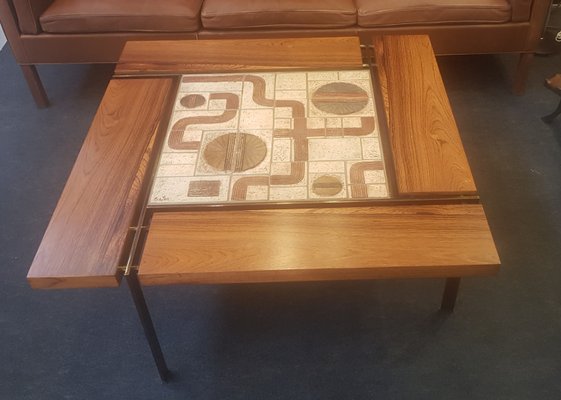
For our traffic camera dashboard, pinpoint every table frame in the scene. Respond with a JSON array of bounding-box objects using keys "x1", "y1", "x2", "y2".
[{"x1": 27, "y1": 35, "x2": 499, "y2": 381}]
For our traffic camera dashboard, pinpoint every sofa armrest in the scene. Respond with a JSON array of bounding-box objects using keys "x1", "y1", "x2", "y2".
[
  {"x1": 510, "y1": 0, "x2": 537, "y2": 22},
  {"x1": 11, "y1": 0, "x2": 53, "y2": 34}
]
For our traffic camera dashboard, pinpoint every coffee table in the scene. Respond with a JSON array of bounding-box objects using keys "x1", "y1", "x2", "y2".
[{"x1": 27, "y1": 36, "x2": 500, "y2": 381}]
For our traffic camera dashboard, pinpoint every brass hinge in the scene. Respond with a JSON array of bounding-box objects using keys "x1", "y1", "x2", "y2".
[{"x1": 118, "y1": 265, "x2": 139, "y2": 276}]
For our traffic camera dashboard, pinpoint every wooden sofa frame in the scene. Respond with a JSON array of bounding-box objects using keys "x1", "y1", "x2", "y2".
[{"x1": 0, "y1": 0, "x2": 552, "y2": 107}]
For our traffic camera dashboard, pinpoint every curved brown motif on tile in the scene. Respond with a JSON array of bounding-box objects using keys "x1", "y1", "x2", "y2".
[
  {"x1": 231, "y1": 176, "x2": 269, "y2": 201},
  {"x1": 232, "y1": 163, "x2": 305, "y2": 201},
  {"x1": 182, "y1": 74, "x2": 309, "y2": 181},
  {"x1": 275, "y1": 117, "x2": 375, "y2": 162},
  {"x1": 180, "y1": 74, "x2": 375, "y2": 158},
  {"x1": 181, "y1": 74, "x2": 306, "y2": 117},
  {"x1": 270, "y1": 162, "x2": 305, "y2": 185},
  {"x1": 173, "y1": 74, "x2": 384, "y2": 203},
  {"x1": 245, "y1": 75, "x2": 306, "y2": 118},
  {"x1": 168, "y1": 93, "x2": 239, "y2": 150},
  {"x1": 180, "y1": 74, "x2": 309, "y2": 194},
  {"x1": 275, "y1": 117, "x2": 375, "y2": 139},
  {"x1": 341, "y1": 117, "x2": 376, "y2": 137},
  {"x1": 349, "y1": 161, "x2": 384, "y2": 198}
]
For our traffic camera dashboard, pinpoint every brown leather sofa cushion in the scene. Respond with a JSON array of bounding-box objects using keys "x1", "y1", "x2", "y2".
[
  {"x1": 356, "y1": 0, "x2": 512, "y2": 27},
  {"x1": 40, "y1": 0, "x2": 203, "y2": 33},
  {"x1": 12, "y1": 0, "x2": 53, "y2": 34},
  {"x1": 201, "y1": 0, "x2": 357, "y2": 30}
]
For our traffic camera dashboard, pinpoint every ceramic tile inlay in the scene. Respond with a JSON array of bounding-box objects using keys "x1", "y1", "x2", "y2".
[{"x1": 149, "y1": 70, "x2": 389, "y2": 206}]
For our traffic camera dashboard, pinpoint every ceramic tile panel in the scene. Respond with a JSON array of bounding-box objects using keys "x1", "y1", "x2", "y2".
[
  {"x1": 239, "y1": 109, "x2": 274, "y2": 130},
  {"x1": 149, "y1": 70, "x2": 390, "y2": 206},
  {"x1": 269, "y1": 186, "x2": 309, "y2": 201},
  {"x1": 308, "y1": 71, "x2": 339, "y2": 81},
  {"x1": 157, "y1": 164, "x2": 197, "y2": 177},
  {"x1": 338, "y1": 70, "x2": 372, "y2": 80},
  {"x1": 275, "y1": 90, "x2": 308, "y2": 100},
  {"x1": 308, "y1": 161, "x2": 346, "y2": 174},
  {"x1": 276, "y1": 72, "x2": 307, "y2": 91},
  {"x1": 308, "y1": 137, "x2": 362, "y2": 161},
  {"x1": 180, "y1": 79, "x2": 243, "y2": 93},
  {"x1": 361, "y1": 137, "x2": 382, "y2": 159},
  {"x1": 272, "y1": 139, "x2": 292, "y2": 162}
]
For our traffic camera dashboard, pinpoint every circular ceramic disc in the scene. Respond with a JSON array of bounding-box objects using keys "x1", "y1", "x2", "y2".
[
  {"x1": 180, "y1": 94, "x2": 206, "y2": 108},
  {"x1": 204, "y1": 133, "x2": 267, "y2": 172},
  {"x1": 311, "y1": 82, "x2": 369, "y2": 115},
  {"x1": 312, "y1": 175, "x2": 343, "y2": 197}
]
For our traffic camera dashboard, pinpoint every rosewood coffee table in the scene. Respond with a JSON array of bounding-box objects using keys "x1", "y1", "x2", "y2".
[{"x1": 27, "y1": 36, "x2": 500, "y2": 381}]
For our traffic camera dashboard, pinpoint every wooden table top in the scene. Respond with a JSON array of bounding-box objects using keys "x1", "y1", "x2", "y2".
[
  {"x1": 139, "y1": 204, "x2": 499, "y2": 285},
  {"x1": 28, "y1": 35, "x2": 499, "y2": 289},
  {"x1": 27, "y1": 78, "x2": 174, "y2": 289},
  {"x1": 115, "y1": 37, "x2": 364, "y2": 76}
]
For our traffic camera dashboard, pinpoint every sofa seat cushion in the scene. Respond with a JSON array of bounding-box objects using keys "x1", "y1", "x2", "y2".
[
  {"x1": 356, "y1": 0, "x2": 511, "y2": 27},
  {"x1": 40, "y1": 0, "x2": 203, "y2": 33},
  {"x1": 201, "y1": 0, "x2": 357, "y2": 30}
]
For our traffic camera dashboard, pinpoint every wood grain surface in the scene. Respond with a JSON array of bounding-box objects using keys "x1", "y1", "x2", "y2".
[
  {"x1": 115, "y1": 37, "x2": 363, "y2": 75},
  {"x1": 27, "y1": 78, "x2": 174, "y2": 289},
  {"x1": 373, "y1": 35, "x2": 477, "y2": 196},
  {"x1": 139, "y1": 204, "x2": 499, "y2": 286}
]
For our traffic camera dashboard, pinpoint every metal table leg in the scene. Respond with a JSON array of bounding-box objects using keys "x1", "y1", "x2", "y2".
[
  {"x1": 542, "y1": 99, "x2": 561, "y2": 123},
  {"x1": 441, "y1": 278, "x2": 461, "y2": 313},
  {"x1": 126, "y1": 270, "x2": 170, "y2": 382}
]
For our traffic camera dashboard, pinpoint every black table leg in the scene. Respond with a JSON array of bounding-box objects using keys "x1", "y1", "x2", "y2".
[
  {"x1": 542, "y1": 99, "x2": 561, "y2": 123},
  {"x1": 440, "y1": 278, "x2": 461, "y2": 313},
  {"x1": 126, "y1": 270, "x2": 170, "y2": 382}
]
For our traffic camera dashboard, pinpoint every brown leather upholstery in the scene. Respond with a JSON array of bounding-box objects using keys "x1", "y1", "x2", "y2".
[
  {"x1": 0, "y1": 0, "x2": 553, "y2": 105},
  {"x1": 356, "y1": 0, "x2": 511, "y2": 27},
  {"x1": 12, "y1": 0, "x2": 53, "y2": 34},
  {"x1": 40, "y1": 0, "x2": 203, "y2": 33},
  {"x1": 201, "y1": 0, "x2": 357, "y2": 30},
  {"x1": 510, "y1": 0, "x2": 533, "y2": 22}
]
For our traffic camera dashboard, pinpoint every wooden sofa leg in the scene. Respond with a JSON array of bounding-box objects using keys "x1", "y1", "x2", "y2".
[
  {"x1": 512, "y1": 53, "x2": 534, "y2": 95},
  {"x1": 20, "y1": 65, "x2": 50, "y2": 108}
]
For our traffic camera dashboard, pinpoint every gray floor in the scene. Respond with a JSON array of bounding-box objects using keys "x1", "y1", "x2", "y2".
[{"x1": 1, "y1": 43, "x2": 560, "y2": 399}]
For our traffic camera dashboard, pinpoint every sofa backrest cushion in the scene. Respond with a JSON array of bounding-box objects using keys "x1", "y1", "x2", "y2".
[
  {"x1": 12, "y1": 0, "x2": 53, "y2": 34},
  {"x1": 356, "y1": 0, "x2": 512, "y2": 27},
  {"x1": 201, "y1": 0, "x2": 357, "y2": 30},
  {"x1": 39, "y1": 0, "x2": 203, "y2": 33}
]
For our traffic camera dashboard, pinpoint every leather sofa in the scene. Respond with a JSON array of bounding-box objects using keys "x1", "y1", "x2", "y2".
[{"x1": 0, "y1": 0, "x2": 551, "y2": 107}]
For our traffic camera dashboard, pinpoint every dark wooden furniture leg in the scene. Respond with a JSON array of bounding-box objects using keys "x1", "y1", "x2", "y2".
[
  {"x1": 542, "y1": 73, "x2": 561, "y2": 123},
  {"x1": 512, "y1": 53, "x2": 534, "y2": 95},
  {"x1": 20, "y1": 65, "x2": 49, "y2": 108},
  {"x1": 441, "y1": 278, "x2": 461, "y2": 312},
  {"x1": 126, "y1": 270, "x2": 170, "y2": 382},
  {"x1": 542, "y1": 99, "x2": 561, "y2": 123}
]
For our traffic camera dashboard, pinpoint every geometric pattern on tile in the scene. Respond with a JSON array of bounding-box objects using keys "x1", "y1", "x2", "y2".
[{"x1": 148, "y1": 70, "x2": 389, "y2": 206}]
